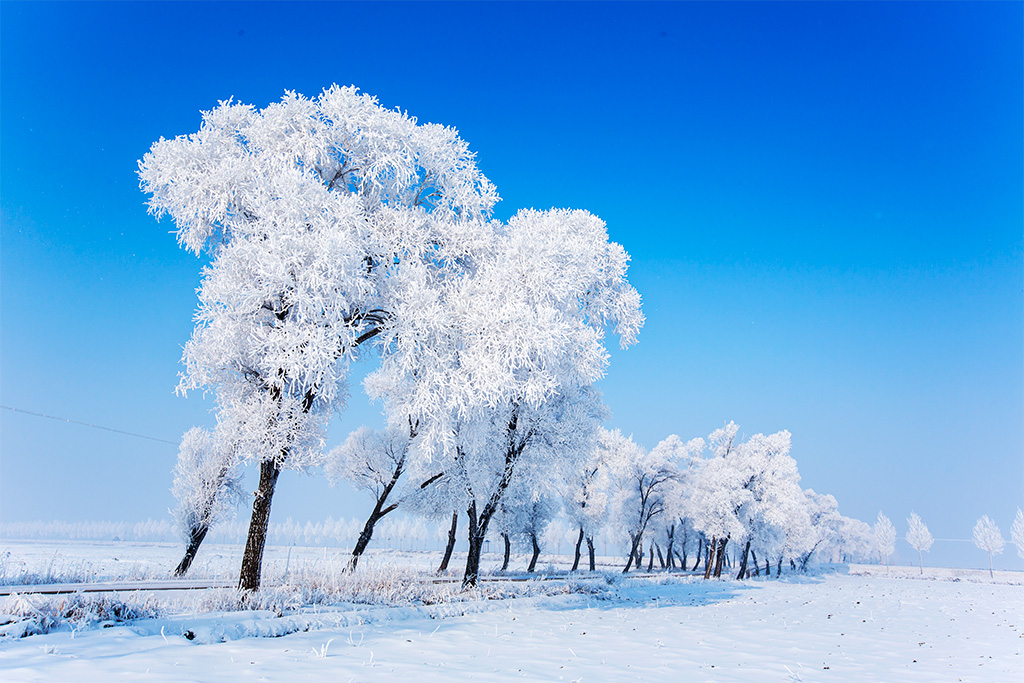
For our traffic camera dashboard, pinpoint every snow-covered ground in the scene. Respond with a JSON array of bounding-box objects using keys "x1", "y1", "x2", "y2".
[{"x1": 1, "y1": 540, "x2": 1022, "y2": 681}]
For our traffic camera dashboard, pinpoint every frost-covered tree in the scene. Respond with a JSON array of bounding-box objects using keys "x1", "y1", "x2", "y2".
[
  {"x1": 563, "y1": 434, "x2": 617, "y2": 571},
  {"x1": 972, "y1": 515, "x2": 1005, "y2": 577},
  {"x1": 140, "y1": 86, "x2": 500, "y2": 591},
  {"x1": 604, "y1": 430, "x2": 682, "y2": 573},
  {"x1": 325, "y1": 424, "x2": 444, "y2": 569},
  {"x1": 874, "y1": 512, "x2": 896, "y2": 569},
  {"x1": 366, "y1": 206, "x2": 641, "y2": 587},
  {"x1": 170, "y1": 426, "x2": 243, "y2": 576},
  {"x1": 1011, "y1": 508, "x2": 1024, "y2": 561},
  {"x1": 904, "y1": 512, "x2": 933, "y2": 575}
]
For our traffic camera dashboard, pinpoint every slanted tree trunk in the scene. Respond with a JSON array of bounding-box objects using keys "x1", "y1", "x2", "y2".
[
  {"x1": 571, "y1": 526, "x2": 585, "y2": 571},
  {"x1": 462, "y1": 413, "x2": 527, "y2": 587},
  {"x1": 751, "y1": 549, "x2": 760, "y2": 576},
  {"x1": 437, "y1": 511, "x2": 459, "y2": 573},
  {"x1": 713, "y1": 537, "x2": 728, "y2": 577},
  {"x1": 586, "y1": 536, "x2": 596, "y2": 571},
  {"x1": 527, "y1": 532, "x2": 541, "y2": 572},
  {"x1": 693, "y1": 537, "x2": 704, "y2": 571},
  {"x1": 656, "y1": 543, "x2": 666, "y2": 569},
  {"x1": 238, "y1": 458, "x2": 281, "y2": 592},
  {"x1": 623, "y1": 532, "x2": 643, "y2": 573},
  {"x1": 737, "y1": 539, "x2": 751, "y2": 580},
  {"x1": 703, "y1": 536, "x2": 716, "y2": 579},
  {"x1": 647, "y1": 543, "x2": 655, "y2": 572},
  {"x1": 348, "y1": 460, "x2": 406, "y2": 571},
  {"x1": 501, "y1": 533, "x2": 512, "y2": 571},
  {"x1": 174, "y1": 524, "x2": 210, "y2": 576}
]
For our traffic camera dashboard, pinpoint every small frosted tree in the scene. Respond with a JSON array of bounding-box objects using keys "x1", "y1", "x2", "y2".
[
  {"x1": 972, "y1": 515, "x2": 1005, "y2": 578},
  {"x1": 874, "y1": 512, "x2": 896, "y2": 570},
  {"x1": 170, "y1": 426, "x2": 243, "y2": 576},
  {"x1": 1011, "y1": 508, "x2": 1024, "y2": 561},
  {"x1": 905, "y1": 512, "x2": 934, "y2": 575}
]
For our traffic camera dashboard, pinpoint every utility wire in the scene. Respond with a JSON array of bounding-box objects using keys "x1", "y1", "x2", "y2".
[{"x1": 1, "y1": 405, "x2": 178, "y2": 445}]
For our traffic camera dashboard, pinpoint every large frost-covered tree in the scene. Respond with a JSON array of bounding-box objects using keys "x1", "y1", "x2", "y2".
[
  {"x1": 140, "y1": 86, "x2": 499, "y2": 591},
  {"x1": 972, "y1": 515, "x2": 1004, "y2": 577},
  {"x1": 904, "y1": 512, "x2": 933, "y2": 575}
]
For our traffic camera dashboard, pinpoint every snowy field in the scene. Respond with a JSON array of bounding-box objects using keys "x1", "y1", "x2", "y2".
[{"x1": 1, "y1": 541, "x2": 1022, "y2": 682}]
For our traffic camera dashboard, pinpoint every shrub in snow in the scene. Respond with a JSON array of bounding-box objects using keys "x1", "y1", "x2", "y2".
[
  {"x1": 972, "y1": 515, "x2": 1004, "y2": 577},
  {"x1": 905, "y1": 512, "x2": 934, "y2": 575},
  {"x1": 0, "y1": 593, "x2": 161, "y2": 639}
]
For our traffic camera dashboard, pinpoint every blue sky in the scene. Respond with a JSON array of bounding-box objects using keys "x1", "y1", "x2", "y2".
[{"x1": 2, "y1": 1, "x2": 1021, "y2": 568}]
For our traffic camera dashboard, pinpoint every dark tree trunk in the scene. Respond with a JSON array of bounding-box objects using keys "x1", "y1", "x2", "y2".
[
  {"x1": 647, "y1": 543, "x2": 655, "y2": 572},
  {"x1": 656, "y1": 543, "x2": 666, "y2": 569},
  {"x1": 348, "y1": 458, "x2": 405, "y2": 571},
  {"x1": 174, "y1": 523, "x2": 210, "y2": 576},
  {"x1": 586, "y1": 536, "x2": 596, "y2": 571},
  {"x1": 464, "y1": 502, "x2": 485, "y2": 586},
  {"x1": 571, "y1": 526, "x2": 584, "y2": 571},
  {"x1": 778, "y1": 558, "x2": 784, "y2": 577},
  {"x1": 736, "y1": 539, "x2": 751, "y2": 580},
  {"x1": 501, "y1": 533, "x2": 511, "y2": 571},
  {"x1": 751, "y1": 549, "x2": 760, "y2": 576},
  {"x1": 693, "y1": 537, "x2": 704, "y2": 571},
  {"x1": 462, "y1": 413, "x2": 526, "y2": 587},
  {"x1": 238, "y1": 459, "x2": 282, "y2": 592},
  {"x1": 527, "y1": 532, "x2": 541, "y2": 572},
  {"x1": 713, "y1": 537, "x2": 728, "y2": 578},
  {"x1": 703, "y1": 537, "x2": 716, "y2": 579},
  {"x1": 766, "y1": 559, "x2": 771, "y2": 577},
  {"x1": 623, "y1": 532, "x2": 643, "y2": 573},
  {"x1": 664, "y1": 526, "x2": 676, "y2": 570},
  {"x1": 437, "y1": 511, "x2": 459, "y2": 573}
]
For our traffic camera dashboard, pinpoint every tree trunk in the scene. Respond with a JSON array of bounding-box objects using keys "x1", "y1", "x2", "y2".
[
  {"x1": 693, "y1": 537, "x2": 704, "y2": 571},
  {"x1": 437, "y1": 511, "x2": 459, "y2": 573},
  {"x1": 751, "y1": 549, "x2": 759, "y2": 576},
  {"x1": 527, "y1": 532, "x2": 541, "y2": 572},
  {"x1": 703, "y1": 536, "x2": 716, "y2": 579},
  {"x1": 463, "y1": 503, "x2": 485, "y2": 587},
  {"x1": 713, "y1": 537, "x2": 728, "y2": 578},
  {"x1": 647, "y1": 543, "x2": 655, "y2": 572},
  {"x1": 656, "y1": 543, "x2": 666, "y2": 569},
  {"x1": 571, "y1": 526, "x2": 584, "y2": 571},
  {"x1": 586, "y1": 536, "x2": 596, "y2": 571},
  {"x1": 501, "y1": 533, "x2": 511, "y2": 571},
  {"x1": 736, "y1": 539, "x2": 751, "y2": 580},
  {"x1": 238, "y1": 459, "x2": 282, "y2": 592},
  {"x1": 623, "y1": 532, "x2": 643, "y2": 573},
  {"x1": 173, "y1": 523, "x2": 210, "y2": 576},
  {"x1": 778, "y1": 557, "x2": 784, "y2": 577},
  {"x1": 917, "y1": 549, "x2": 923, "y2": 575}
]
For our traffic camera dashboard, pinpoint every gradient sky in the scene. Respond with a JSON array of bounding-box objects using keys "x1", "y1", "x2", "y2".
[{"x1": 2, "y1": 1, "x2": 1021, "y2": 569}]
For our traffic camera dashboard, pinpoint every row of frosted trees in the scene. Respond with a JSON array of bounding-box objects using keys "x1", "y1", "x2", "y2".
[
  {"x1": 873, "y1": 510, "x2": 1024, "y2": 578},
  {"x1": 142, "y1": 86, "x2": 643, "y2": 590}
]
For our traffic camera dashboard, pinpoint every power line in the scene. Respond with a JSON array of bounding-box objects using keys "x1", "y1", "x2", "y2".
[{"x1": 1, "y1": 405, "x2": 178, "y2": 446}]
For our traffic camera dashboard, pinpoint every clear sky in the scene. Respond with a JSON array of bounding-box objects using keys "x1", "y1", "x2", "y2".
[{"x1": 2, "y1": 1, "x2": 1021, "y2": 569}]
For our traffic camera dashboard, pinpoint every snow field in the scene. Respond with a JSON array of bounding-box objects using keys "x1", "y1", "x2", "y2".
[{"x1": 2, "y1": 566, "x2": 1021, "y2": 681}]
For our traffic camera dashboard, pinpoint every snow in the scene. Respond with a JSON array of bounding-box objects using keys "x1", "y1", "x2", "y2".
[{"x1": 2, "y1": 542, "x2": 1022, "y2": 681}]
